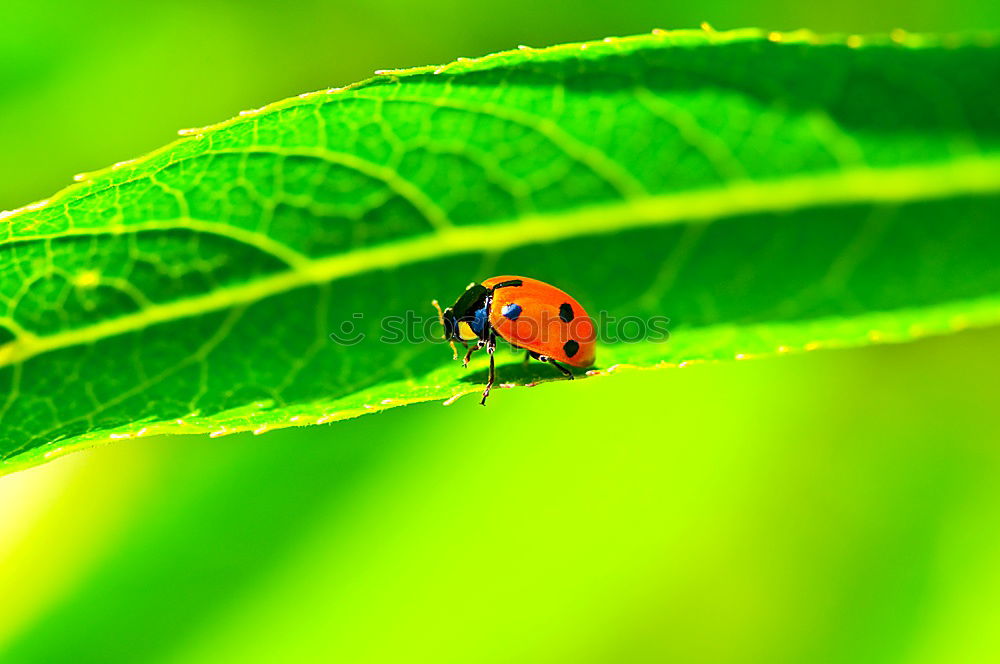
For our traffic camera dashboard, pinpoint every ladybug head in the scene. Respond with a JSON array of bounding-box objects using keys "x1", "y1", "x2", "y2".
[
  {"x1": 440, "y1": 305, "x2": 458, "y2": 341},
  {"x1": 433, "y1": 283, "x2": 489, "y2": 356},
  {"x1": 446, "y1": 283, "x2": 488, "y2": 333}
]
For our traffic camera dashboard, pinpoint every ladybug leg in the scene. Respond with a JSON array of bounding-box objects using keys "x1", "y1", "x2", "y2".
[
  {"x1": 463, "y1": 340, "x2": 483, "y2": 367},
  {"x1": 480, "y1": 332, "x2": 497, "y2": 405},
  {"x1": 508, "y1": 344, "x2": 531, "y2": 363},
  {"x1": 539, "y1": 355, "x2": 574, "y2": 380}
]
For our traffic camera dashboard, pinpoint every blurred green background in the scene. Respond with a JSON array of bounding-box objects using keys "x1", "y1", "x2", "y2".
[{"x1": 3, "y1": 1, "x2": 1000, "y2": 662}]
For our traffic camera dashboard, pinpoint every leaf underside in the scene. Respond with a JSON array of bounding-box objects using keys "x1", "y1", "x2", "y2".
[{"x1": 2, "y1": 28, "x2": 999, "y2": 474}]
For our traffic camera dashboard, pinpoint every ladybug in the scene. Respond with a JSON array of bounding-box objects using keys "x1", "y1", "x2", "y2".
[{"x1": 433, "y1": 276, "x2": 597, "y2": 405}]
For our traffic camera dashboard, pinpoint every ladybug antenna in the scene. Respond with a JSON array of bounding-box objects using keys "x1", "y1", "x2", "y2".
[{"x1": 431, "y1": 299, "x2": 458, "y2": 360}]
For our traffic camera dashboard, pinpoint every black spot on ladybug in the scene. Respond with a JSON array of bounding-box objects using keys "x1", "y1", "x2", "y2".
[
  {"x1": 501, "y1": 303, "x2": 522, "y2": 320},
  {"x1": 559, "y1": 303, "x2": 574, "y2": 323},
  {"x1": 563, "y1": 339, "x2": 580, "y2": 358}
]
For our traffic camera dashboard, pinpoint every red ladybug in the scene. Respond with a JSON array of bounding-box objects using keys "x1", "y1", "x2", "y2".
[{"x1": 434, "y1": 276, "x2": 597, "y2": 404}]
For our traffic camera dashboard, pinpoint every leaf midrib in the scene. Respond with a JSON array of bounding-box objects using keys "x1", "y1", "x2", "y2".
[{"x1": 2, "y1": 154, "x2": 999, "y2": 368}]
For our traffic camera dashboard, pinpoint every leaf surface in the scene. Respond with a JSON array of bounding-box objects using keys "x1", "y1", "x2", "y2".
[{"x1": 2, "y1": 29, "x2": 1000, "y2": 474}]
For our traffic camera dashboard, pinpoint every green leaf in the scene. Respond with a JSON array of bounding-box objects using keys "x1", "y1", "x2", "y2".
[{"x1": 2, "y1": 28, "x2": 1000, "y2": 474}]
